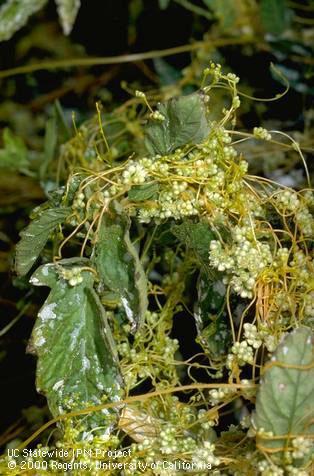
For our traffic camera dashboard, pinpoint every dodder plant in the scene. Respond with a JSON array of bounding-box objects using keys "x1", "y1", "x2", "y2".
[{"x1": 10, "y1": 64, "x2": 314, "y2": 475}]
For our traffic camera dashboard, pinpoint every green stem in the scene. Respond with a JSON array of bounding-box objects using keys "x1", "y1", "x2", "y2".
[{"x1": 0, "y1": 37, "x2": 254, "y2": 79}]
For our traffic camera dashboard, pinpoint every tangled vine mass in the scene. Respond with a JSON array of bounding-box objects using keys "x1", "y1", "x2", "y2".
[{"x1": 2, "y1": 63, "x2": 313, "y2": 475}]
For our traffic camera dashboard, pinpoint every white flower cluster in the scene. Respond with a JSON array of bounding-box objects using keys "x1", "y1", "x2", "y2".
[
  {"x1": 244, "y1": 323, "x2": 278, "y2": 353},
  {"x1": 257, "y1": 460, "x2": 284, "y2": 476},
  {"x1": 275, "y1": 190, "x2": 300, "y2": 211},
  {"x1": 253, "y1": 127, "x2": 272, "y2": 141},
  {"x1": 290, "y1": 248, "x2": 312, "y2": 285},
  {"x1": 192, "y1": 441, "x2": 220, "y2": 467},
  {"x1": 135, "y1": 90, "x2": 146, "y2": 98},
  {"x1": 136, "y1": 424, "x2": 197, "y2": 457},
  {"x1": 274, "y1": 247, "x2": 289, "y2": 266},
  {"x1": 262, "y1": 334, "x2": 277, "y2": 352},
  {"x1": 258, "y1": 460, "x2": 310, "y2": 476},
  {"x1": 240, "y1": 378, "x2": 256, "y2": 399},
  {"x1": 122, "y1": 161, "x2": 148, "y2": 185},
  {"x1": 98, "y1": 126, "x2": 250, "y2": 225},
  {"x1": 286, "y1": 468, "x2": 309, "y2": 476},
  {"x1": 296, "y1": 207, "x2": 314, "y2": 237},
  {"x1": 209, "y1": 226, "x2": 272, "y2": 298},
  {"x1": 151, "y1": 398, "x2": 196, "y2": 431},
  {"x1": 73, "y1": 191, "x2": 85, "y2": 210},
  {"x1": 274, "y1": 190, "x2": 314, "y2": 237},
  {"x1": 291, "y1": 436, "x2": 312, "y2": 460},
  {"x1": 243, "y1": 323, "x2": 262, "y2": 348},
  {"x1": 150, "y1": 110, "x2": 165, "y2": 121},
  {"x1": 143, "y1": 191, "x2": 199, "y2": 221},
  {"x1": 197, "y1": 409, "x2": 216, "y2": 429},
  {"x1": 117, "y1": 311, "x2": 179, "y2": 388},
  {"x1": 304, "y1": 291, "x2": 314, "y2": 320},
  {"x1": 204, "y1": 62, "x2": 222, "y2": 82},
  {"x1": 60, "y1": 267, "x2": 83, "y2": 286},
  {"x1": 226, "y1": 325, "x2": 277, "y2": 369},
  {"x1": 226, "y1": 72, "x2": 240, "y2": 83},
  {"x1": 303, "y1": 190, "x2": 314, "y2": 207},
  {"x1": 159, "y1": 426, "x2": 180, "y2": 455},
  {"x1": 271, "y1": 247, "x2": 314, "y2": 326},
  {"x1": 227, "y1": 341, "x2": 254, "y2": 368},
  {"x1": 257, "y1": 428, "x2": 274, "y2": 438},
  {"x1": 232, "y1": 95, "x2": 241, "y2": 109},
  {"x1": 208, "y1": 387, "x2": 235, "y2": 406}
]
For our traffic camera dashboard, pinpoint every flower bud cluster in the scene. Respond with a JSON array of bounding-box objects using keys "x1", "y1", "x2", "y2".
[
  {"x1": 303, "y1": 291, "x2": 314, "y2": 320},
  {"x1": 275, "y1": 190, "x2": 300, "y2": 211},
  {"x1": 253, "y1": 127, "x2": 272, "y2": 141},
  {"x1": 117, "y1": 311, "x2": 179, "y2": 389},
  {"x1": 243, "y1": 323, "x2": 262, "y2": 349},
  {"x1": 286, "y1": 467, "x2": 309, "y2": 476},
  {"x1": 291, "y1": 436, "x2": 312, "y2": 460},
  {"x1": 240, "y1": 379, "x2": 256, "y2": 399},
  {"x1": 274, "y1": 190, "x2": 314, "y2": 237},
  {"x1": 243, "y1": 323, "x2": 278, "y2": 353},
  {"x1": 122, "y1": 161, "x2": 148, "y2": 185},
  {"x1": 296, "y1": 207, "x2": 314, "y2": 237},
  {"x1": 209, "y1": 226, "x2": 272, "y2": 298},
  {"x1": 60, "y1": 267, "x2": 83, "y2": 286},
  {"x1": 303, "y1": 190, "x2": 314, "y2": 207},
  {"x1": 273, "y1": 247, "x2": 290, "y2": 267},
  {"x1": 135, "y1": 423, "x2": 198, "y2": 459},
  {"x1": 262, "y1": 334, "x2": 277, "y2": 352},
  {"x1": 73, "y1": 191, "x2": 85, "y2": 210},
  {"x1": 208, "y1": 387, "x2": 236, "y2": 405},
  {"x1": 257, "y1": 460, "x2": 284, "y2": 476},
  {"x1": 159, "y1": 426, "x2": 180, "y2": 455},
  {"x1": 206, "y1": 62, "x2": 222, "y2": 82},
  {"x1": 95, "y1": 125, "x2": 250, "y2": 225},
  {"x1": 229, "y1": 341, "x2": 254, "y2": 367},
  {"x1": 150, "y1": 110, "x2": 165, "y2": 121},
  {"x1": 232, "y1": 95, "x2": 241, "y2": 109},
  {"x1": 290, "y1": 248, "x2": 312, "y2": 284},
  {"x1": 197, "y1": 408, "x2": 216, "y2": 429},
  {"x1": 226, "y1": 72, "x2": 240, "y2": 83},
  {"x1": 192, "y1": 441, "x2": 220, "y2": 467}
]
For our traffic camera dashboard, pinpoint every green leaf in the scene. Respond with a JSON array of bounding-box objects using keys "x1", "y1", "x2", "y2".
[
  {"x1": 194, "y1": 276, "x2": 225, "y2": 329},
  {"x1": 159, "y1": 0, "x2": 170, "y2": 9},
  {"x1": 0, "y1": 128, "x2": 29, "y2": 171},
  {"x1": 28, "y1": 262, "x2": 122, "y2": 431},
  {"x1": 15, "y1": 207, "x2": 69, "y2": 276},
  {"x1": 94, "y1": 212, "x2": 148, "y2": 331},
  {"x1": 194, "y1": 275, "x2": 229, "y2": 357},
  {"x1": 260, "y1": 0, "x2": 290, "y2": 36},
  {"x1": 172, "y1": 219, "x2": 214, "y2": 267},
  {"x1": 202, "y1": 0, "x2": 236, "y2": 30},
  {"x1": 254, "y1": 327, "x2": 314, "y2": 463},
  {"x1": 153, "y1": 58, "x2": 181, "y2": 86},
  {"x1": 55, "y1": 0, "x2": 81, "y2": 35},
  {"x1": 128, "y1": 182, "x2": 159, "y2": 202},
  {"x1": 172, "y1": 221, "x2": 217, "y2": 347},
  {"x1": 144, "y1": 92, "x2": 210, "y2": 156},
  {"x1": 0, "y1": 0, "x2": 47, "y2": 41}
]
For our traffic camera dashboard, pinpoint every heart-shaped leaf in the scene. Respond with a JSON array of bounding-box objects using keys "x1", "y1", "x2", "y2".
[
  {"x1": 254, "y1": 327, "x2": 314, "y2": 464},
  {"x1": 55, "y1": 0, "x2": 81, "y2": 35},
  {"x1": 94, "y1": 212, "x2": 148, "y2": 331},
  {"x1": 144, "y1": 92, "x2": 210, "y2": 156},
  {"x1": 29, "y1": 261, "x2": 123, "y2": 432},
  {"x1": 0, "y1": 0, "x2": 47, "y2": 42},
  {"x1": 128, "y1": 182, "x2": 159, "y2": 202},
  {"x1": 15, "y1": 207, "x2": 70, "y2": 276}
]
